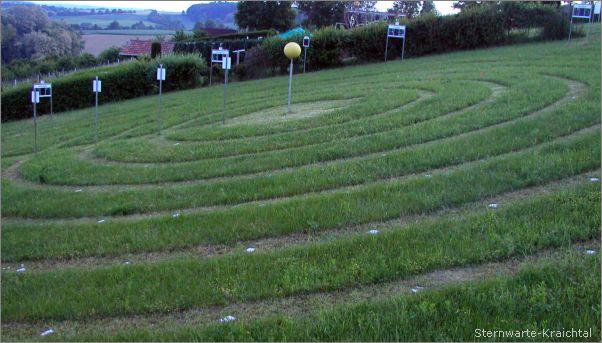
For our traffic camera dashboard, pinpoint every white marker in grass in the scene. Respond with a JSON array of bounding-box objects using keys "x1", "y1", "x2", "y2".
[
  {"x1": 368, "y1": 229, "x2": 379, "y2": 235},
  {"x1": 488, "y1": 203, "x2": 498, "y2": 209},
  {"x1": 174, "y1": 142, "x2": 181, "y2": 146},
  {"x1": 589, "y1": 177, "x2": 599, "y2": 182},
  {"x1": 16, "y1": 264, "x2": 26, "y2": 273},
  {"x1": 246, "y1": 247, "x2": 256, "y2": 253},
  {"x1": 40, "y1": 329, "x2": 54, "y2": 337},
  {"x1": 411, "y1": 286, "x2": 424, "y2": 294},
  {"x1": 586, "y1": 249, "x2": 596, "y2": 255},
  {"x1": 97, "y1": 219, "x2": 106, "y2": 223},
  {"x1": 172, "y1": 212, "x2": 180, "y2": 218},
  {"x1": 219, "y1": 315, "x2": 236, "y2": 323},
  {"x1": 74, "y1": 189, "x2": 83, "y2": 193}
]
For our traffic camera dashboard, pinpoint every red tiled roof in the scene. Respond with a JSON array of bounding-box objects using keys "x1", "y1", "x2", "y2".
[{"x1": 119, "y1": 39, "x2": 175, "y2": 56}]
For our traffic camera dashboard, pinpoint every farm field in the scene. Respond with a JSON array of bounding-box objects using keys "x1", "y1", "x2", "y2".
[{"x1": 1, "y1": 28, "x2": 601, "y2": 341}]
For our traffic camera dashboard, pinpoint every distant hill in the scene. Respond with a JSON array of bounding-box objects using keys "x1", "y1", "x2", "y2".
[{"x1": 185, "y1": 2, "x2": 237, "y2": 27}]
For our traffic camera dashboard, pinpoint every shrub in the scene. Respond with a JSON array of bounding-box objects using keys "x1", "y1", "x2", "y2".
[
  {"x1": 1, "y1": 54, "x2": 208, "y2": 122},
  {"x1": 307, "y1": 27, "x2": 348, "y2": 69}
]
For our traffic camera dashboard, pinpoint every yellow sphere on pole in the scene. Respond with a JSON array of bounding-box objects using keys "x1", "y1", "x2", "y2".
[{"x1": 284, "y1": 42, "x2": 302, "y2": 59}]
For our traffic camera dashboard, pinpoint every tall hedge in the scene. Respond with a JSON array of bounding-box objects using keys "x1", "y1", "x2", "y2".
[
  {"x1": 238, "y1": 3, "x2": 570, "y2": 78},
  {"x1": 1, "y1": 54, "x2": 207, "y2": 122}
]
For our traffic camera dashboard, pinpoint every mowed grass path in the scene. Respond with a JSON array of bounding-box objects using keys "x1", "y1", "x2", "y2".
[{"x1": 1, "y1": 28, "x2": 600, "y2": 341}]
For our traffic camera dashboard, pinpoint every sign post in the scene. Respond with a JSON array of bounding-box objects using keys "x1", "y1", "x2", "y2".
[
  {"x1": 30, "y1": 89, "x2": 40, "y2": 153},
  {"x1": 211, "y1": 46, "x2": 229, "y2": 86},
  {"x1": 302, "y1": 35, "x2": 310, "y2": 73},
  {"x1": 569, "y1": 3, "x2": 594, "y2": 41},
  {"x1": 92, "y1": 76, "x2": 102, "y2": 143},
  {"x1": 283, "y1": 42, "x2": 301, "y2": 115},
  {"x1": 233, "y1": 49, "x2": 245, "y2": 65},
  {"x1": 156, "y1": 64, "x2": 166, "y2": 134},
  {"x1": 222, "y1": 55, "x2": 231, "y2": 125},
  {"x1": 33, "y1": 81, "x2": 53, "y2": 117},
  {"x1": 385, "y1": 24, "x2": 406, "y2": 62}
]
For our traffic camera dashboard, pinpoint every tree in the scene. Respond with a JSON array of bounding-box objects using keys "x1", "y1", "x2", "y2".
[
  {"x1": 98, "y1": 46, "x2": 120, "y2": 63},
  {"x1": 296, "y1": 1, "x2": 346, "y2": 28},
  {"x1": 345, "y1": 1, "x2": 377, "y2": 12},
  {"x1": 453, "y1": 1, "x2": 489, "y2": 12},
  {"x1": 1, "y1": 5, "x2": 83, "y2": 63},
  {"x1": 391, "y1": 1, "x2": 421, "y2": 19},
  {"x1": 420, "y1": 1, "x2": 437, "y2": 16},
  {"x1": 192, "y1": 29, "x2": 209, "y2": 40},
  {"x1": 131, "y1": 21, "x2": 146, "y2": 30},
  {"x1": 204, "y1": 19, "x2": 217, "y2": 28},
  {"x1": 172, "y1": 29, "x2": 189, "y2": 42},
  {"x1": 235, "y1": 1, "x2": 295, "y2": 31},
  {"x1": 151, "y1": 41, "x2": 161, "y2": 58},
  {"x1": 107, "y1": 20, "x2": 121, "y2": 30}
]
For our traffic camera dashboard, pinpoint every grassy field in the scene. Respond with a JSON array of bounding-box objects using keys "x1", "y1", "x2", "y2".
[{"x1": 1, "y1": 27, "x2": 600, "y2": 341}]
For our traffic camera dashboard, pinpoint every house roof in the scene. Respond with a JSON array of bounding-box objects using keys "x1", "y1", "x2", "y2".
[{"x1": 119, "y1": 39, "x2": 175, "y2": 56}]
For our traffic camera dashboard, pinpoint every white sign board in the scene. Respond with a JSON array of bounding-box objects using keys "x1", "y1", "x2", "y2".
[
  {"x1": 387, "y1": 25, "x2": 406, "y2": 38},
  {"x1": 33, "y1": 83, "x2": 52, "y2": 97},
  {"x1": 573, "y1": 4, "x2": 593, "y2": 19},
  {"x1": 303, "y1": 36, "x2": 310, "y2": 48},
  {"x1": 211, "y1": 49, "x2": 229, "y2": 63},
  {"x1": 93, "y1": 79, "x2": 102, "y2": 93},
  {"x1": 156, "y1": 67, "x2": 166, "y2": 81},
  {"x1": 222, "y1": 57, "x2": 232, "y2": 70},
  {"x1": 30, "y1": 90, "x2": 40, "y2": 103}
]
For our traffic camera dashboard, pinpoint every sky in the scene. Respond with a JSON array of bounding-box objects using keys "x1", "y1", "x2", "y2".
[{"x1": 30, "y1": 1, "x2": 459, "y2": 15}]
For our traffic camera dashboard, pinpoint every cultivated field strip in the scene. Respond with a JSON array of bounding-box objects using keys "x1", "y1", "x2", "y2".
[{"x1": 1, "y1": 35, "x2": 600, "y2": 341}]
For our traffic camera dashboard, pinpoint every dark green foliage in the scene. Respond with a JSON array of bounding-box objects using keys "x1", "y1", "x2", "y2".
[
  {"x1": 235, "y1": 1, "x2": 295, "y2": 31},
  {"x1": 151, "y1": 41, "x2": 162, "y2": 59},
  {"x1": 1, "y1": 54, "x2": 207, "y2": 122},
  {"x1": 97, "y1": 46, "x2": 121, "y2": 63}
]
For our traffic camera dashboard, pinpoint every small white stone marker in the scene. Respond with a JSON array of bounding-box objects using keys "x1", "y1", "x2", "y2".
[
  {"x1": 424, "y1": 173, "x2": 432, "y2": 178},
  {"x1": 368, "y1": 229, "x2": 379, "y2": 235},
  {"x1": 174, "y1": 142, "x2": 181, "y2": 146},
  {"x1": 123, "y1": 260, "x2": 131, "y2": 265},
  {"x1": 16, "y1": 264, "x2": 26, "y2": 273},
  {"x1": 586, "y1": 249, "x2": 596, "y2": 255},
  {"x1": 97, "y1": 219, "x2": 106, "y2": 223},
  {"x1": 219, "y1": 315, "x2": 236, "y2": 323},
  {"x1": 172, "y1": 212, "x2": 180, "y2": 218},
  {"x1": 488, "y1": 203, "x2": 498, "y2": 209},
  {"x1": 74, "y1": 189, "x2": 83, "y2": 193},
  {"x1": 411, "y1": 286, "x2": 424, "y2": 294},
  {"x1": 589, "y1": 177, "x2": 599, "y2": 182},
  {"x1": 40, "y1": 329, "x2": 54, "y2": 337},
  {"x1": 246, "y1": 247, "x2": 256, "y2": 253}
]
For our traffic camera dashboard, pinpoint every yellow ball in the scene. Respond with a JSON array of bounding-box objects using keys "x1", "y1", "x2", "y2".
[{"x1": 284, "y1": 42, "x2": 301, "y2": 59}]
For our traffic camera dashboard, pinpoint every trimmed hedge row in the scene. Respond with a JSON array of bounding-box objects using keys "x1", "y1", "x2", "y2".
[
  {"x1": 1, "y1": 54, "x2": 207, "y2": 122},
  {"x1": 236, "y1": 4, "x2": 570, "y2": 79}
]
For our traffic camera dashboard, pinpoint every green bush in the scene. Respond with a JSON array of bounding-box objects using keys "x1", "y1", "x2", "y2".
[
  {"x1": 1, "y1": 54, "x2": 208, "y2": 122},
  {"x1": 307, "y1": 27, "x2": 348, "y2": 69}
]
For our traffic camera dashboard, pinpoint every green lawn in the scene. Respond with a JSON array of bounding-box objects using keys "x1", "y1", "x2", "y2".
[{"x1": 1, "y1": 28, "x2": 600, "y2": 341}]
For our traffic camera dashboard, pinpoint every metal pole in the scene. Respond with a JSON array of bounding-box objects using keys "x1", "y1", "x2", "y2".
[
  {"x1": 158, "y1": 65, "x2": 163, "y2": 135},
  {"x1": 568, "y1": 4, "x2": 573, "y2": 41},
  {"x1": 209, "y1": 63, "x2": 213, "y2": 86},
  {"x1": 384, "y1": 35, "x2": 389, "y2": 62},
  {"x1": 94, "y1": 76, "x2": 99, "y2": 143},
  {"x1": 33, "y1": 96, "x2": 37, "y2": 154},
  {"x1": 303, "y1": 47, "x2": 307, "y2": 73},
  {"x1": 401, "y1": 37, "x2": 405, "y2": 61},
  {"x1": 222, "y1": 64, "x2": 228, "y2": 125},
  {"x1": 50, "y1": 95, "x2": 53, "y2": 118},
  {"x1": 287, "y1": 59, "x2": 293, "y2": 115}
]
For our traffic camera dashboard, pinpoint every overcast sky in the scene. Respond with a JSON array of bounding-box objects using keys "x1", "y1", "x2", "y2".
[{"x1": 29, "y1": 1, "x2": 459, "y2": 15}]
